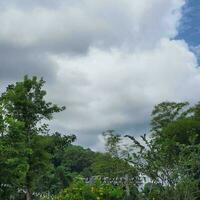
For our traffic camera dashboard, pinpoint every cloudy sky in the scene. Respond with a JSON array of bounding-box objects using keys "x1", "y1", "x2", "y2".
[{"x1": 0, "y1": 0, "x2": 200, "y2": 151}]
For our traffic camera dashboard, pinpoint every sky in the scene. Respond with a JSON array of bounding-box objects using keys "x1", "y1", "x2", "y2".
[
  {"x1": 0, "y1": 0, "x2": 199, "y2": 151},
  {"x1": 177, "y1": 0, "x2": 200, "y2": 62}
]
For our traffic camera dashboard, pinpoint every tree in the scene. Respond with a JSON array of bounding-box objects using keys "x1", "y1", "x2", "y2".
[
  {"x1": 30, "y1": 133, "x2": 76, "y2": 196},
  {"x1": 103, "y1": 130, "x2": 121, "y2": 158},
  {"x1": 62, "y1": 145, "x2": 94, "y2": 175},
  {"x1": 91, "y1": 153, "x2": 138, "y2": 179},
  {"x1": 0, "y1": 76, "x2": 66, "y2": 200},
  {"x1": 46, "y1": 144, "x2": 94, "y2": 194},
  {"x1": 0, "y1": 118, "x2": 29, "y2": 199},
  {"x1": 151, "y1": 101, "x2": 189, "y2": 137},
  {"x1": 124, "y1": 101, "x2": 200, "y2": 199}
]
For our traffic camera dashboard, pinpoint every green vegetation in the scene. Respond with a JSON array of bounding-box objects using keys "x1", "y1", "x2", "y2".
[
  {"x1": 1, "y1": 76, "x2": 200, "y2": 199},
  {"x1": 53, "y1": 176, "x2": 124, "y2": 200}
]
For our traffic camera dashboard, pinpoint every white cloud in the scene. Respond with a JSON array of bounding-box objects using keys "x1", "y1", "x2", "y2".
[
  {"x1": 1, "y1": 0, "x2": 200, "y2": 150},
  {"x1": 48, "y1": 38, "x2": 199, "y2": 137},
  {"x1": 0, "y1": 0, "x2": 185, "y2": 52}
]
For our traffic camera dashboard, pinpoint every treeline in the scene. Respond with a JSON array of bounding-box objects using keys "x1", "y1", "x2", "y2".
[
  {"x1": 0, "y1": 76, "x2": 137, "y2": 200},
  {"x1": 105, "y1": 101, "x2": 200, "y2": 199},
  {"x1": 1, "y1": 76, "x2": 200, "y2": 200}
]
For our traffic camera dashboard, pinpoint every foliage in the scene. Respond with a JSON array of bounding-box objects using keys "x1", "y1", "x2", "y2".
[
  {"x1": 150, "y1": 101, "x2": 189, "y2": 137},
  {"x1": 103, "y1": 130, "x2": 121, "y2": 158},
  {"x1": 2, "y1": 77, "x2": 200, "y2": 199},
  {"x1": 0, "y1": 118, "x2": 29, "y2": 199},
  {"x1": 62, "y1": 145, "x2": 94, "y2": 176},
  {"x1": 0, "y1": 76, "x2": 72, "y2": 199},
  {"x1": 55, "y1": 176, "x2": 124, "y2": 200},
  {"x1": 124, "y1": 101, "x2": 200, "y2": 199},
  {"x1": 91, "y1": 152, "x2": 138, "y2": 181}
]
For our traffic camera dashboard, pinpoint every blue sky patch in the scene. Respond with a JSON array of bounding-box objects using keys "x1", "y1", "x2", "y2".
[{"x1": 177, "y1": 0, "x2": 200, "y2": 63}]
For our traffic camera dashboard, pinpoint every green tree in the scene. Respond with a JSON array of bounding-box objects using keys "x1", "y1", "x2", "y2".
[
  {"x1": 33, "y1": 133, "x2": 76, "y2": 196},
  {"x1": 46, "y1": 144, "x2": 94, "y2": 194},
  {"x1": 103, "y1": 130, "x2": 121, "y2": 158},
  {"x1": 151, "y1": 101, "x2": 189, "y2": 137},
  {"x1": 0, "y1": 76, "x2": 65, "y2": 200},
  {"x1": 125, "y1": 101, "x2": 200, "y2": 199},
  {"x1": 0, "y1": 118, "x2": 29, "y2": 199},
  {"x1": 91, "y1": 153, "x2": 138, "y2": 179},
  {"x1": 62, "y1": 145, "x2": 94, "y2": 176}
]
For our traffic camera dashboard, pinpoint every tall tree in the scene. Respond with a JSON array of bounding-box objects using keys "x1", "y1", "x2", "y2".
[
  {"x1": 0, "y1": 76, "x2": 65, "y2": 200},
  {"x1": 103, "y1": 130, "x2": 121, "y2": 158}
]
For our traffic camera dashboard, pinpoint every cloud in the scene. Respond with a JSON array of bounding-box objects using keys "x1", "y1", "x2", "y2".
[
  {"x1": 1, "y1": 0, "x2": 200, "y2": 151},
  {"x1": 48, "y1": 39, "x2": 199, "y2": 140},
  {"x1": 0, "y1": 43, "x2": 58, "y2": 81},
  {"x1": 191, "y1": 45, "x2": 200, "y2": 63},
  {"x1": 0, "y1": 0, "x2": 184, "y2": 53}
]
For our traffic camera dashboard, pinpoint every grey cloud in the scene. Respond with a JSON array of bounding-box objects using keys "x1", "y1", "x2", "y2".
[
  {"x1": 0, "y1": 0, "x2": 66, "y2": 10},
  {"x1": 0, "y1": 43, "x2": 57, "y2": 81}
]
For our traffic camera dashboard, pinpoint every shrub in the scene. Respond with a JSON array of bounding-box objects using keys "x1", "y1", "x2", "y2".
[{"x1": 55, "y1": 176, "x2": 124, "y2": 200}]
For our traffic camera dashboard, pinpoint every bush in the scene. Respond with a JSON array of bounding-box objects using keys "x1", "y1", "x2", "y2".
[{"x1": 55, "y1": 176, "x2": 124, "y2": 200}]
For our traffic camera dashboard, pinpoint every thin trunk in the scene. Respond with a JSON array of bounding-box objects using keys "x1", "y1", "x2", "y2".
[
  {"x1": 125, "y1": 174, "x2": 130, "y2": 197},
  {"x1": 26, "y1": 187, "x2": 31, "y2": 200},
  {"x1": 26, "y1": 171, "x2": 32, "y2": 200},
  {"x1": 26, "y1": 125, "x2": 32, "y2": 200}
]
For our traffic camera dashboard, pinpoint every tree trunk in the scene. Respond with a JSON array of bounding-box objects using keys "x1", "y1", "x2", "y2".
[
  {"x1": 26, "y1": 187, "x2": 32, "y2": 200},
  {"x1": 125, "y1": 174, "x2": 130, "y2": 197}
]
